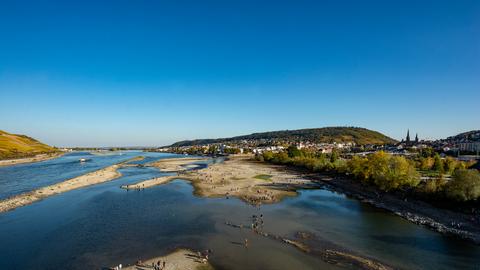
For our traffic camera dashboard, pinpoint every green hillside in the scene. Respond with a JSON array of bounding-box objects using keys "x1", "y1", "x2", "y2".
[
  {"x1": 0, "y1": 130, "x2": 58, "y2": 159},
  {"x1": 170, "y1": 127, "x2": 397, "y2": 147}
]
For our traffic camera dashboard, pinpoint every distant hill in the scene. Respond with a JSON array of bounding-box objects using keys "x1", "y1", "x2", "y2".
[
  {"x1": 170, "y1": 127, "x2": 397, "y2": 147},
  {"x1": 446, "y1": 130, "x2": 480, "y2": 142},
  {"x1": 0, "y1": 130, "x2": 57, "y2": 159}
]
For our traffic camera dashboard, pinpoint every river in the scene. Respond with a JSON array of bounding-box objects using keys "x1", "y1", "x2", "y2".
[{"x1": 0, "y1": 151, "x2": 478, "y2": 269}]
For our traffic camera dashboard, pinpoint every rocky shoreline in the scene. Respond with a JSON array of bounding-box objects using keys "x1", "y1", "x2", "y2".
[{"x1": 307, "y1": 173, "x2": 480, "y2": 244}]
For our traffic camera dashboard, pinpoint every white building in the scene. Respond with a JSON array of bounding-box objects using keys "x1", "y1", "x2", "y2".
[{"x1": 458, "y1": 142, "x2": 480, "y2": 152}]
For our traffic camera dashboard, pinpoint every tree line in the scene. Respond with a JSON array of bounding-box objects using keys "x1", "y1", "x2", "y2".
[{"x1": 257, "y1": 146, "x2": 480, "y2": 202}]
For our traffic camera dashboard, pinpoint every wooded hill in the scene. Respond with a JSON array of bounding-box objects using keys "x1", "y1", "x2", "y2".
[{"x1": 170, "y1": 127, "x2": 397, "y2": 147}]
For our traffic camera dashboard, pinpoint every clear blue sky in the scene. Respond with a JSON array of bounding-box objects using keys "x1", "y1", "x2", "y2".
[{"x1": 0, "y1": 0, "x2": 479, "y2": 147}]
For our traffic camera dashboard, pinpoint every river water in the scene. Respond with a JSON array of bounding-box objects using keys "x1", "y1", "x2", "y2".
[{"x1": 0, "y1": 151, "x2": 478, "y2": 270}]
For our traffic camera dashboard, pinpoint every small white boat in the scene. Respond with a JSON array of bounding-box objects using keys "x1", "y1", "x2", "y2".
[{"x1": 79, "y1": 158, "x2": 87, "y2": 162}]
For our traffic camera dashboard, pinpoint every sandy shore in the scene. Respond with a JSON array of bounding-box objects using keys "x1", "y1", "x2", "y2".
[
  {"x1": 0, "y1": 156, "x2": 143, "y2": 213},
  {"x1": 132, "y1": 155, "x2": 316, "y2": 205},
  {"x1": 148, "y1": 157, "x2": 207, "y2": 172},
  {"x1": 121, "y1": 249, "x2": 213, "y2": 270},
  {"x1": 0, "y1": 152, "x2": 64, "y2": 167},
  {"x1": 121, "y1": 176, "x2": 179, "y2": 190}
]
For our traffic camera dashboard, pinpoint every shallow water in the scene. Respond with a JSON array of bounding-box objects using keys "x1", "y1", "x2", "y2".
[
  {"x1": 0, "y1": 152, "x2": 479, "y2": 270},
  {"x1": 0, "y1": 151, "x2": 182, "y2": 199}
]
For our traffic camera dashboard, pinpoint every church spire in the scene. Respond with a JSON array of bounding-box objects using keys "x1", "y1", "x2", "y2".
[
  {"x1": 415, "y1": 133, "x2": 419, "y2": 143},
  {"x1": 406, "y1": 129, "x2": 410, "y2": 144}
]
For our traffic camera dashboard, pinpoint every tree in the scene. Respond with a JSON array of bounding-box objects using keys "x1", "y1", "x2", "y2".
[
  {"x1": 369, "y1": 151, "x2": 390, "y2": 186},
  {"x1": 444, "y1": 157, "x2": 459, "y2": 174},
  {"x1": 287, "y1": 145, "x2": 303, "y2": 158},
  {"x1": 418, "y1": 157, "x2": 434, "y2": 170},
  {"x1": 262, "y1": 151, "x2": 274, "y2": 161},
  {"x1": 224, "y1": 147, "x2": 241, "y2": 154},
  {"x1": 207, "y1": 145, "x2": 218, "y2": 154},
  {"x1": 347, "y1": 156, "x2": 371, "y2": 183},
  {"x1": 330, "y1": 150, "x2": 339, "y2": 163},
  {"x1": 420, "y1": 147, "x2": 434, "y2": 158},
  {"x1": 433, "y1": 154, "x2": 444, "y2": 173},
  {"x1": 347, "y1": 152, "x2": 420, "y2": 191},
  {"x1": 423, "y1": 179, "x2": 439, "y2": 194},
  {"x1": 445, "y1": 169, "x2": 480, "y2": 201},
  {"x1": 272, "y1": 152, "x2": 290, "y2": 164},
  {"x1": 372, "y1": 155, "x2": 420, "y2": 191}
]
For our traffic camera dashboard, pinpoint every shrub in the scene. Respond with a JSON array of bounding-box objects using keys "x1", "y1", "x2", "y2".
[
  {"x1": 262, "y1": 151, "x2": 274, "y2": 162},
  {"x1": 420, "y1": 176, "x2": 447, "y2": 194},
  {"x1": 444, "y1": 169, "x2": 480, "y2": 201}
]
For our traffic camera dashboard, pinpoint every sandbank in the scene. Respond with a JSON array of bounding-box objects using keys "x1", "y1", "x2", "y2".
[
  {"x1": 121, "y1": 249, "x2": 213, "y2": 270},
  {"x1": 148, "y1": 157, "x2": 207, "y2": 172},
  {"x1": 0, "y1": 156, "x2": 142, "y2": 213},
  {"x1": 121, "y1": 175, "x2": 179, "y2": 190}
]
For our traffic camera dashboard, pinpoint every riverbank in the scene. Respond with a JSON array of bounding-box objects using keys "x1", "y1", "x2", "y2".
[
  {"x1": 304, "y1": 172, "x2": 480, "y2": 244},
  {"x1": 0, "y1": 156, "x2": 143, "y2": 213},
  {"x1": 0, "y1": 152, "x2": 64, "y2": 167},
  {"x1": 121, "y1": 249, "x2": 213, "y2": 270}
]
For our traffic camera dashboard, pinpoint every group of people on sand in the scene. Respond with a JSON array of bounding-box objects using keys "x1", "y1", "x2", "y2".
[
  {"x1": 251, "y1": 214, "x2": 265, "y2": 232},
  {"x1": 124, "y1": 183, "x2": 146, "y2": 191},
  {"x1": 150, "y1": 259, "x2": 166, "y2": 270},
  {"x1": 245, "y1": 190, "x2": 276, "y2": 204},
  {"x1": 131, "y1": 259, "x2": 166, "y2": 270},
  {"x1": 111, "y1": 264, "x2": 122, "y2": 270},
  {"x1": 197, "y1": 249, "x2": 212, "y2": 264}
]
